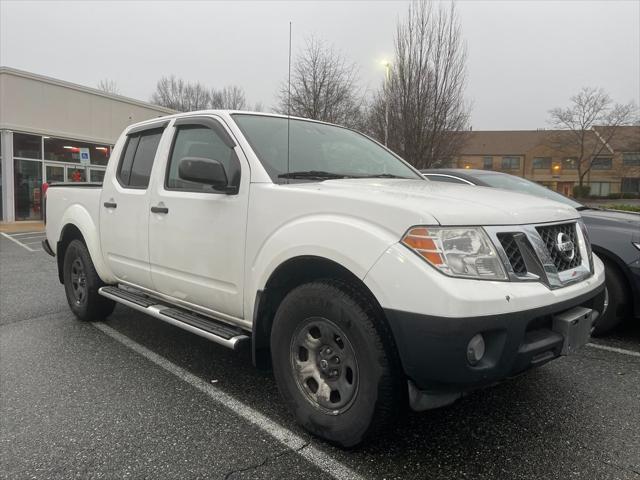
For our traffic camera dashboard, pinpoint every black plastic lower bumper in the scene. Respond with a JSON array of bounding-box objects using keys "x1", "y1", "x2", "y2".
[
  {"x1": 385, "y1": 283, "x2": 606, "y2": 393},
  {"x1": 42, "y1": 239, "x2": 55, "y2": 257}
]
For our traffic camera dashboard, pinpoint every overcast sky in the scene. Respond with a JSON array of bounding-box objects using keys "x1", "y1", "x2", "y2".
[{"x1": 1, "y1": 0, "x2": 638, "y2": 130}]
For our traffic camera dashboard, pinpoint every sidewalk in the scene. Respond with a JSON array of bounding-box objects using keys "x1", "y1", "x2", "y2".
[{"x1": 0, "y1": 221, "x2": 45, "y2": 233}]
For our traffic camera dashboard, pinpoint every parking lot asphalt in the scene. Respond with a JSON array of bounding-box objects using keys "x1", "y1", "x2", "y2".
[{"x1": 1, "y1": 234, "x2": 639, "y2": 479}]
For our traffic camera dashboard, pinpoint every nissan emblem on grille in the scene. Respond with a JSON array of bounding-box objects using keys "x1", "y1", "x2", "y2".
[{"x1": 555, "y1": 232, "x2": 575, "y2": 261}]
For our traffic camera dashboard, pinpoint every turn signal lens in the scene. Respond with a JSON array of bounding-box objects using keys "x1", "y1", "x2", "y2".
[{"x1": 401, "y1": 226, "x2": 507, "y2": 280}]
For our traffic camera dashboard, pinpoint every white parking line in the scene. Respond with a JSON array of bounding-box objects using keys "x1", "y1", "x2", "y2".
[
  {"x1": 93, "y1": 323, "x2": 365, "y2": 480},
  {"x1": 5, "y1": 231, "x2": 45, "y2": 236},
  {"x1": 1, "y1": 232, "x2": 39, "y2": 252},
  {"x1": 587, "y1": 343, "x2": 640, "y2": 358},
  {"x1": 15, "y1": 235, "x2": 46, "y2": 241}
]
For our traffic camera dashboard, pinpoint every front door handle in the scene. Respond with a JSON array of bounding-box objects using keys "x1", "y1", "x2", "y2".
[
  {"x1": 151, "y1": 205, "x2": 169, "y2": 214},
  {"x1": 103, "y1": 201, "x2": 117, "y2": 209}
]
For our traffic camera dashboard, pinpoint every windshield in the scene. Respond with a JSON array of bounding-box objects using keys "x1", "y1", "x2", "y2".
[
  {"x1": 474, "y1": 173, "x2": 583, "y2": 208},
  {"x1": 232, "y1": 114, "x2": 421, "y2": 182}
]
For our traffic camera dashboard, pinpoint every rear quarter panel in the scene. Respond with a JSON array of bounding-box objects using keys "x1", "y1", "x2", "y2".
[{"x1": 45, "y1": 186, "x2": 116, "y2": 283}]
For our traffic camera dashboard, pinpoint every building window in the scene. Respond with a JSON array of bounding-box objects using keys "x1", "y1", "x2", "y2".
[
  {"x1": 621, "y1": 177, "x2": 640, "y2": 193},
  {"x1": 45, "y1": 165, "x2": 65, "y2": 184},
  {"x1": 14, "y1": 159, "x2": 43, "y2": 220},
  {"x1": 13, "y1": 133, "x2": 42, "y2": 159},
  {"x1": 501, "y1": 156, "x2": 520, "y2": 169},
  {"x1": 622, "y1": 153, "x2": 640, "y2": 167},
  {"x1": 483, "y1": 156, "x2": 493, "y2": 169},
  {"x1": 90, "y1": 169, "x2": 106, "y2": 183},
  {"x1": 44, "y1": 137, "x2": 111, "y2": 165},
  {"x1": 589, "y1": 182, "x2": 611, "y2": 197},
  {"x1": 532, "y1": 157, "x2": 551, "y2": 169},
  {"x1": 0, "y1": 133, "x2": 3, "y2": 221},
  {"x1": 592, "y1": 157, "x2": 612, "y2": 170},
  {"x1": 562, "y1": 157, "x2": 578, "y2": 170},
  {"x1": 67, "y1": 167, "x2": 87, "y2": 183}
]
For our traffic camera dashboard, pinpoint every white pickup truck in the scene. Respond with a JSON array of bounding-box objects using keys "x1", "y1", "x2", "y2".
[{"x1": 44, "y1": 111, "x2": 606, "y2": 447}]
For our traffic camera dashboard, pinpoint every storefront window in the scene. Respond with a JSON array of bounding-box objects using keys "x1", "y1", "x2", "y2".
[
  {"x1": 67, "y1": 167, "x2": 87, "y2": 182},
  {"x1": 45, "y1": 165, "x2": 65, "y2": 184},
  {"x1": 44, "y1": 137, "x2": 110, "y2": 165},
  {"x1": 89, "y1": 169, "x2": 106, "y2": 183},
  {"x1": 0, "y1": 134, "x2": 3, "y2": 221},
  {"x1": 13, "y1": 133, "x2": 42, "y2": 159},
  {"x1": 14, "y1": 159, "x2": 43, "y2": 220}
]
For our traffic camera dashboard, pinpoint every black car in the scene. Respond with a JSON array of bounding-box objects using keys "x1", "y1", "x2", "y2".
[{"x1": 422, "y1": 168, "x2": 640, "y2": 335}]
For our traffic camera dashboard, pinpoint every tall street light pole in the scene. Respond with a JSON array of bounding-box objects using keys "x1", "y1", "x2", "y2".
[{"x1": 382, "y1": 61, "x2": 391, "y2": 147}]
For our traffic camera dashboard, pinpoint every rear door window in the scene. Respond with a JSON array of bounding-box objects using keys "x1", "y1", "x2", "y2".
[{"x1": 117, "y1": 127, "x2": 164, "y2": 188}]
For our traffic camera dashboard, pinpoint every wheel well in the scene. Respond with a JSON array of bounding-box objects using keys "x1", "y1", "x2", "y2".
[
  {"x1": 252, "y1": 255, "x2": 389, "y2": 370},
  {"x1": 56, "y1": 224, "x2": 85, "y2": 283}
]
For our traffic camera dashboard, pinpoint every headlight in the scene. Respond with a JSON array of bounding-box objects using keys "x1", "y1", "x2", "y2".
[{"x1": 401, "y1": 226, "x2": 507, "y2": 280}]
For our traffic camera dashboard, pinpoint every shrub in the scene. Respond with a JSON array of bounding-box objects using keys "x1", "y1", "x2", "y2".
[
  {"x1": 604, "y1": 204, "x2": 640, "y2": 212},
  {"x1": 573, "y1": 185, "x2": 591, "y2": 198}
]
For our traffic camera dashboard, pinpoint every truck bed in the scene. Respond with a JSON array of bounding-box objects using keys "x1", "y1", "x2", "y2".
[{"x1": 45, "y1": 183, "x2": 103, "y2": 258}]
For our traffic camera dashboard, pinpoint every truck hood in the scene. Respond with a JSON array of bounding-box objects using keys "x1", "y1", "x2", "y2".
[{"x1": 289, "y1": 179, "x2": 580, "y2": 226}]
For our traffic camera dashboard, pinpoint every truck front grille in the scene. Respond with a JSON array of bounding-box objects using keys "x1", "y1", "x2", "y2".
[
  {"x1": 536, "y1": 223, "x2": 582, "y2": 272},
  {"x1": 497, "y1": 233, "x2": 527, "y2": 275},
  {"x1": 486, "y1": 220, "x2": 590, "y2": 289}
]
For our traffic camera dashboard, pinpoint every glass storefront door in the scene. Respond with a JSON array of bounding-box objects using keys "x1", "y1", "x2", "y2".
[{"x1": 14, "y1": 159, "x2": 43, "y2": 221}]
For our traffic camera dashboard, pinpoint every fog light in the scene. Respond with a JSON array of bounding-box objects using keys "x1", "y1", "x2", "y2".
[{"x1": 467, "y1": 334, "x2": 485, "y2": 366}]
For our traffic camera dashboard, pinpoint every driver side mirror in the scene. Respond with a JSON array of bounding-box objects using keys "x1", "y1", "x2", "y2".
[{"x1": 178, "y1": 157, "x2": 230, "y2": 191}]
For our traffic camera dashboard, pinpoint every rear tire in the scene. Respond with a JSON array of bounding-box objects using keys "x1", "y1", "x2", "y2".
[
  {"x1": 592, "y1": 261, "x2": 629, "y2": 336},
  {"x1": 63, "y1": 239, "x2": 115, "y2": 321},
  {"x1": 270, "y1": 280, "x2": 404, "y2": 448}
]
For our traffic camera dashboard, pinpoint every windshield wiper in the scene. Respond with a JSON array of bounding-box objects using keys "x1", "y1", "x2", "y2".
[
  {"x1": 278, "y1": 170, "x2": 348, "y2": 180},
  {"x1": 362, "y1": 173, "x2": 406, "y2": 179}
]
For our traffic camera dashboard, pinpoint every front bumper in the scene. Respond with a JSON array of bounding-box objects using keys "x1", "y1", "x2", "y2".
[{"x1": 385, "y1": 282, "x2": 606, "y2": 394}]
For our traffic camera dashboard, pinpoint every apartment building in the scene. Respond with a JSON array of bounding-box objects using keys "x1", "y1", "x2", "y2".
[{"x1": 452, "y1": 127, "x2": 640, "y2": 197}]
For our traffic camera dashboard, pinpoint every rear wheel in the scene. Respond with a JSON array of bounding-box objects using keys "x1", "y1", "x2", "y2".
[
  {"x1": 592, "y1": 261, "x2": 629, "y2": 336},
  {"x1": 63, "y1": 239, "x2": 115, "y2": 321},
  {"x1": 271, "y1": 280, "x2": 404, "y2": 448}
]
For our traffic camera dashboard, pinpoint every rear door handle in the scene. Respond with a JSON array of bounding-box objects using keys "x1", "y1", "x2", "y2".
[
  {"x1": 151, "y1": 206, "x2": 169, "y2": 214},
  {"x1": 103, "y1": 202, "x2": 117, "y2": 209}
]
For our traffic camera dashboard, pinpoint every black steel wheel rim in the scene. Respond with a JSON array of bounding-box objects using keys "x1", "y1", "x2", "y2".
[
  {"x1": 289, "y1": 317, "x2": 359, "y2": 415},
  {"x1": 70, "y1": 256, "x2": 88, "y2": 306}
]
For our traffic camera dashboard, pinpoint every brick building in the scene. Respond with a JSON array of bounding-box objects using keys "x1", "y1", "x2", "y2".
[{"x1": 451, "y1": 127, "x2": 640, "y2": 197}]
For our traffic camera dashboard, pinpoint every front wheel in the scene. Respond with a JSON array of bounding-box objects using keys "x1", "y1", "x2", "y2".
[
  {"x1": 271, "y1": 280, "x2": 404, "y2": 448},
  {"x1": 63, "y1": 239, "x2": 115, "y2": 321}
]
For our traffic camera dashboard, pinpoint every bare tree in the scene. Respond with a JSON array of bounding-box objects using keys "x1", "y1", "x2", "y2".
[
  {"x1": 210, "y1": 85, "x2": 247, "y2": 110},
  {"x1": 548, "y1": 87, "x2": 637, "y2": 188},
  {"x1": 367, "y1": 1, "x2": 470, "y2": 168},
  {"x1": 277, "y1": 37, "x2": 363, "y2": 128},
  {"x1": 150, "y1": 75, "x2": 211, "y2": 112},
  {"x1": 252, "y1": 101, "x2": 265, "y2": 112},
  {"x1": 97, "y1": 78, "x2": 120, "y2": 95}
]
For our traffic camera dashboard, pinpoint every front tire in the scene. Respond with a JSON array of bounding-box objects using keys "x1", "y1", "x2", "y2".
[
  {"x1": 592, "y1": 261, "x2": 629, "y2": 336},
  {"x1": 63, "y1": 239, "x2": 115, "y2": 321},
  {"x1": 271, "y1": 280, "x2": 404, "y2": 448}
]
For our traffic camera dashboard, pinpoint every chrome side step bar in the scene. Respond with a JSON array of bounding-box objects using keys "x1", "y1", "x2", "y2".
[{"x1": 98, "y1": 286, "x2": 250, "y2": 350}]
